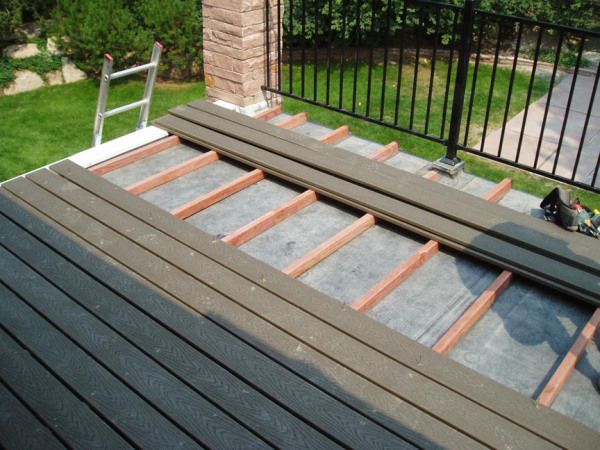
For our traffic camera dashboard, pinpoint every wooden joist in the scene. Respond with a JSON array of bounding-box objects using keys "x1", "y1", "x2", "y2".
[
  {"x1": 276, "y1": 112, "x2": 308, "y2": 129},
  {"x1": 171, "y1": 169, "x2": 265, "y2": 219},
  {"x1": 432, "y1": 270, "x2": 514, "y2": 355},
  {"x1": 125, "y1": 151, "x2": 219, "y2": 195},
  {"x1": 283, "y1": 214, "x2": 376, "y2": 278},
  {"x1": 537, "y1": 308, "x2": 600, "y2": 407},
  {"x1": 154, "y1": 103, "x2": 599, "y2": 307},
  {"x1": 24, "y1": 160, "x2": 599, "y2": 449},
  {"x1": 253, "y1": 105, "x2": 283, "y2": 121},
  {"x1": 318, "y1": 126, "x2": 350, "y2": 145},
  {"x1": 90, "y1": 135, "x2": 180, "y2": 176}
]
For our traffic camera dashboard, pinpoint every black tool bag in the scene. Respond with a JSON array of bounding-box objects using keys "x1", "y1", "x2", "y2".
[
  {"x1": 540, "y1": 187, "x2": 579, "y2": 231},
  {"x1": 541, "y1": 188, "x2": 600, "y2": 238}
]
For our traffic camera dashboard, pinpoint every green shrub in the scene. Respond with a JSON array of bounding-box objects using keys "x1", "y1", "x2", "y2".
[
  {"x1": 137, "y1": 0, "x2": 203, "y2": 79},
  {"x1": 13, "y1": 50, "x2": 62, "y2": 76},
  {"x1": 53, "y1": 0, "x2": 149, "y2": 76},
  {"x1": 0, "y1": 0, "x2": 56, "y2": 41},
  {"x1": 0, "y1": 57, "x2": 15, "y2": 87},
  {"x1": 52, "y1": 0, "x2": 202, "y2": 79}
]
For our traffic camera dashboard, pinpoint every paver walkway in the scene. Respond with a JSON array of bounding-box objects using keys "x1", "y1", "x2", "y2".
[{"x1": 481, "y1": 73, "x2": 600, "y2": 188}]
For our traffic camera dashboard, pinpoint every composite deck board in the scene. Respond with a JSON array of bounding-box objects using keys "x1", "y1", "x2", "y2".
[
  {"x1": 0, "y1": 381, "x2": 66, "y2": 450},
  {"x1": 0, "y1": 215, "x2": 339, "y2": 449},
  {"x1": 179, "y1": 101, "x2": 599, "y2": 272},
  {"x1": 152, "y1": 114, "x2": 599, "y2": 305},
  {"x1": 46, "y1": 160, "x2": 600, "y2": 449},
  {"x1": 185, "y1": 101, "x2": 600, "y2": 272},
  {"x1": 3, "y1": 173, "x2": 541, "y2": 448},
  {"x1": 22, "y1": 168, "x2": 580, "y2": 446},
  {"x1": 0, "y1": 247, "x2": 263, "y2": 449},
  {"x1": 0, "y1": 289, "x2": 137, "y2": 450},
  {"x1": 15, "y1": 171, "x2": 554, "y2": 449},
  {"x1": 1, "y1": 181, "x2": 420, "y2": 450},
  {"x1": 0, "y1": 190, "x2": 474, "y2": 450}
]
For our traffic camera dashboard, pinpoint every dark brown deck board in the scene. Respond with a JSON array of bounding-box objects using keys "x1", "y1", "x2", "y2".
[
  {"x1": 47, "y1": 160, "x2": 600, "y2": 449},
  {"x1": 152, "y1": 114, "x2": 599, "y2": 305},
  {"x1": 181, "y1": 101, "x2": 599, "y2": 272},
  {"x1": 0, "y1": 291, "x2": 135, "y2": 450},
  {"x1": 0, "y1": 244, "x2": 261, "y2": 449},
  {"x1": 1, "y1": 180, "x2": 419, "y2": 450},
  {"x1": 22, "y1": 167, "x2": 576, "y2": 449},
  {"x1": 0, "y1": 214, "x2": 338, "y2": 450},
  {"x1": 0, "y1": 191, "x2": 472, "y2": 450},
  {"x1": 22, "y1": 169, "x2": 554, "y2": 448},
  {"x1": 0, "y1": 375, "x2": 68, "y2": 450}
]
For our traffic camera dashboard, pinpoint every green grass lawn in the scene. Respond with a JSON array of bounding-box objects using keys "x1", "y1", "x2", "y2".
[{"x1": 0, "y1": 78, "x2": 204, "y2": 181}]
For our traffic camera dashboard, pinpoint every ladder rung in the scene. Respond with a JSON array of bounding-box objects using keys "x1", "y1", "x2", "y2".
[
  {"x1": 103, "y1": 99, "x2": 148, "y2": 118},
  {"x1": 110, "y1": 62, "x2": 157, "y2": 80}
]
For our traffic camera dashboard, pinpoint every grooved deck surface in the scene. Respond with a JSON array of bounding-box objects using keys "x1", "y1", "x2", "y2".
[{"x1": 2, "y1": 103, "x2": 600, "y2": 448}]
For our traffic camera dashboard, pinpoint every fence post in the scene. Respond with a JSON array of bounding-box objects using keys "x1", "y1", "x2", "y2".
[{"x1": 434, "y1": 0, "x2": 477, "y2": 175}]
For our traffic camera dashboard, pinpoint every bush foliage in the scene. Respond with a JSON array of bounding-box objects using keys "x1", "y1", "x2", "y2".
[{"x1": 52, "y1": 0, "x2": 203, "y2": 79}]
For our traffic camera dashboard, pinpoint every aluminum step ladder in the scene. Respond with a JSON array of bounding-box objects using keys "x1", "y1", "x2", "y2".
[{"x1": 92, "y1": 41, "x2": 163, "y2": 147}]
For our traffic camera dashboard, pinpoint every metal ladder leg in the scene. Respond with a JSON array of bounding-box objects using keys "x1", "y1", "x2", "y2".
[
  {"x1": 138, "y1": 42, "x2": 163, "y2": 130},
  {"x1": 92, "y1": 54, "x2": 114, "y2": 147}
]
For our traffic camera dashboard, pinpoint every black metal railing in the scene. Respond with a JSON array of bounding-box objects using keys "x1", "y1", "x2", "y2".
[{"x1": 264, "y1": 0, "x2": 600, "y2": 192}]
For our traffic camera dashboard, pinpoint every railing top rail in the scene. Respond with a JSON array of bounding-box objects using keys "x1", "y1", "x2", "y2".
[
  {"x1": 476, "y1": 9, "x2": 600, "y2": 38},
  {"x1": 406, "y1": 0, "x2": 463, "y2": 11}
]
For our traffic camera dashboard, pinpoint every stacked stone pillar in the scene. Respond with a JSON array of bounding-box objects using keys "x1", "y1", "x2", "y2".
[{"x1": 202, "y1": 0, "x2": 283, "y2": 114}]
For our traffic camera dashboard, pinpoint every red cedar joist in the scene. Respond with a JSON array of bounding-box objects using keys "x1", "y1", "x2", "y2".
[
  {"x1": 277, "y1": 112, "x2": 308, "y2": 129},
  {"x1": 432, "y1": 270, "x2": 514, "y2": 354},
  {"x1": 283, "y1": 214, "x2": 377, "y2": 278},
  {"x1": 352, "y1": 177, "x2": 512, "y2": 314},
  {"x1": 126, "y1": 151, "x2": 219, "y2": 195},
  {"x1": 284, "y1": 167, "x2": 437, "y2": 279},
  {"x1": 169, "y1": 120, "x2": 351, "y2": 220},
  {"x1": 536, "y1": 308, "x2": 600, "y2": 407},
  {"x1": 223, "y1": 190, "x2": 318, "y2": 247},
  {"x1": 368, "y1": 142, "x2": 399, "y2": 163},
  {"x1": 223, "y1": 141, "x2": 400, "y2": 248},
  {"x1": 483, "y1": 178, "x2": 512, "y2": 203},
  {"x1": 89, "y1": 135, "x2": 181, "y2": 176},
  {"x1": 430, "y1": 178, "x2": 516, "y2": 354},
  {"x1": 353, "y1": 240, "x2": 440, "y2": 312},
  {"x1": 318, "y1": 126, "x2": 350, "y2": 145},
  {"x1": 171, "y1": 169, "x2": 265, "y2": 219},
  {"x1": 253, "y1": 105, "x2": 283, "y2": 121}
]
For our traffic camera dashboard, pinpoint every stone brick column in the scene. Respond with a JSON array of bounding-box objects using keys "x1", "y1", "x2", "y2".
[{"x1": 203, "y1": 0, "x2": 283, "y2": 114}]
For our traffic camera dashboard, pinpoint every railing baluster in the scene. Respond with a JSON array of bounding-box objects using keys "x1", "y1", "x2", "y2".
[
  {"x1": 393, "y1": 1, "x2": 409, "y2": 126},
  {"x1": 365, "y1": 0, "x2": 377, "y2": 117},
  {"x1": 352, "y1": 0, "x2": 363, "y2": 113},
  {"x1": 440, "y1": 10, "x2": 459, "y2": 139},
  {"x1": 479, "y1": 22, "x2": 503, "y2": 154},
  {"x1": 301, "y1": 0, "x2": 307, "y2": 97},
  {"x1": 497, "y1": 22, "x2": 523, "y2": 158},
  {"x1": 409, "y1": 10, "x2": 423, "y2": 130},
  {"x1": 425, "y1": 7, "x2": 441, "y2": 135},
  {"x1": 313, "y1": 0, "x2": 320, "y2": 101},
  {"x1": 514, "y1": 27, "x2": 544, "y2": 164},
  {"x1": 379, "y1": 0, "x2": 393, "y2": 121},
  {"x1": 462, "y1": 14, "x2": 484, "y2": 147},
  {"x1": 339, "y1": 0, "x2": 348, "y2": 109},
  {"x1": 533, "y1": 31, "x2": 563, "y2": 169},
  {"x1": 552, "y1": 36, "x2": 585, "y2": 175},
  {"x1": 289, "y1": 0, "x2": 294, "y2": 94},
  {"x1": 325, "y1": 0, "x2": 333, "y2": 105}
]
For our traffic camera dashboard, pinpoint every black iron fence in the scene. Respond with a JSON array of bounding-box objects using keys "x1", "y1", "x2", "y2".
[{"x1": 264, "y1": 0, "x2": 600, "y2": 192}]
